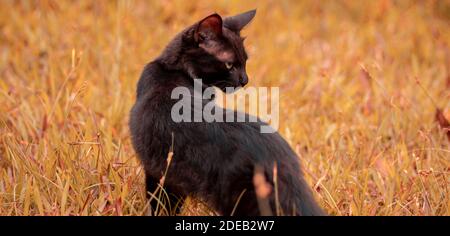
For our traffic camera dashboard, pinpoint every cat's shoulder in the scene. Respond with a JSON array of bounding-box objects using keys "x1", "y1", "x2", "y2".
[
  {"x1": 141, "y1": 61, "x2": 164, "y2": 78},
  {"x1": 136, "y1": 61, "x2": 169, "y2": 97}
]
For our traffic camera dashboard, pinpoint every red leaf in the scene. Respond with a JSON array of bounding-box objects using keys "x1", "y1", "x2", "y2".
[{"x1": 435, "y1": 108, "x2": 450, "y2": 141}]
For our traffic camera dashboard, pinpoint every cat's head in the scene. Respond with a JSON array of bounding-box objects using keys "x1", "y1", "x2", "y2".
[{"x1": 179, "y1": 10, "x2": 256, "y2": 92}]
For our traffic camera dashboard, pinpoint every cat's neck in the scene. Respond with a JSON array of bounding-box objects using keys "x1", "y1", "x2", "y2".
[
  {"x1": 156, "y1": 27, "x2": 194, "y2": 70},
  {"x1": 144, "y1": 60, "x2": 215, "y2": 101}
]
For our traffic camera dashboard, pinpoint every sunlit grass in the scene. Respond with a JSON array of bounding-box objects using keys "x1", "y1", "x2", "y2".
[{"x1": 0, "y1": 0, "x2": 449, "y2": 216}]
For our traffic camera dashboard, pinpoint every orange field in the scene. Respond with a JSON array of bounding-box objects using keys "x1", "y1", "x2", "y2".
[{"x1": 0, "y1": 0, "x2": 449, "y2": 215}]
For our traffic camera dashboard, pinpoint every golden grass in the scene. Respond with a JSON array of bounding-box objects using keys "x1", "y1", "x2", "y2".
[{"x1": 0, "y1": 0, "x2": 449, "y2": 216}]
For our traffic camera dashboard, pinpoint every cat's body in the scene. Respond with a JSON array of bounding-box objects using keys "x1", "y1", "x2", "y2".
[{"x1": 129, "y1": 10, "x2": 325, "y2": 216}]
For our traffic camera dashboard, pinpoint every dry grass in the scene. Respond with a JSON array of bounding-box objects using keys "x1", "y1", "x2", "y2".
[{"x1": 1, "y1": 0, "x2": 449, "y2": 216}]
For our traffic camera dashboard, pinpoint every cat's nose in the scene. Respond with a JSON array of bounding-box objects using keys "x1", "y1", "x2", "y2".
[{"x1": 239, "y1": 74, "x2": 248, "y2": 86}]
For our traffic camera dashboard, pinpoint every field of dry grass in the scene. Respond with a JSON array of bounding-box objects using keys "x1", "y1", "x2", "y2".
[{"x1": 0, "y1": 0, "x2": 449, "y2": 216}]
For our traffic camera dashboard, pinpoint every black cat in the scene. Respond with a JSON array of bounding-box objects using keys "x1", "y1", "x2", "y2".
[{"x1": 129, "y1": 9, "x2": 326, "y2": 216}]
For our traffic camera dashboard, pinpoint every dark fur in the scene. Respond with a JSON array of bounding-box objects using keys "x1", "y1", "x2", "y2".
[{"x1": 129, "y1": 10, "x2": 326, "y2": 216}]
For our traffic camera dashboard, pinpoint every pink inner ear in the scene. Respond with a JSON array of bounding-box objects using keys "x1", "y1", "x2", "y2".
[{"x1": 197, "y1": 14, "x2": 223, "y2": 37}]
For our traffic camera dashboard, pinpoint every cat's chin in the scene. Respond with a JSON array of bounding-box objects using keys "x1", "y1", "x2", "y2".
[{"x1": 217, "y1": 85, "x2": 244, "y2": 94}]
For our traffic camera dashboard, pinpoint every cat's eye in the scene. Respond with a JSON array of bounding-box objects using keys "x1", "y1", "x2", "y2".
[{"x1": 225, "y1": 62, "x2": 233, "y2": 70}]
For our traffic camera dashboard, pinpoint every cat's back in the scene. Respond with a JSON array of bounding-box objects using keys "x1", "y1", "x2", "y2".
[
  {"x1": 135, "y1": 61, "x2": 182, "y2": 99},
  {"x1": 129, "y1": 61, "x2": 185, "y2": 160}
]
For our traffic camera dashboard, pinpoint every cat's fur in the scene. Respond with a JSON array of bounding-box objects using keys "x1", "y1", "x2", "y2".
[{"x1": 129, "y1": 10, "x2": 326, "y2": 216}]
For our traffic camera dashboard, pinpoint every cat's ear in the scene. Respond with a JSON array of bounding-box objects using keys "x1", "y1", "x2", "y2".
[
  {"x1": 195, "y1": 13, "x2": 223, "y2": 42},
  {"x1": 223, "y1": 9, "x2": 256, "y2": 33}
]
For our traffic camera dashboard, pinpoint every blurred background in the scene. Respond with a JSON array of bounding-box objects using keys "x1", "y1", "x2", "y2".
[{"x1": 0, "y1": 0, "x2": 449, "y2": 215}]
